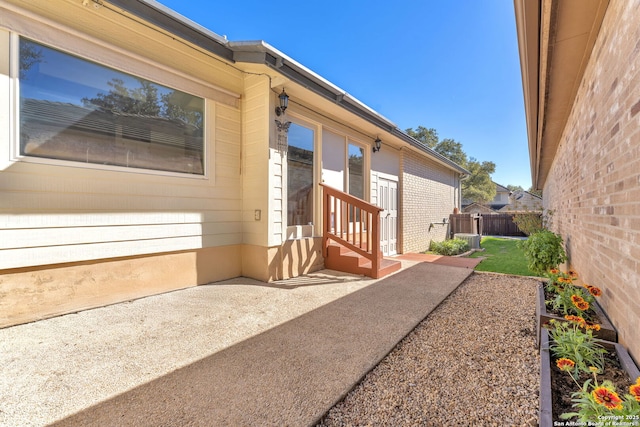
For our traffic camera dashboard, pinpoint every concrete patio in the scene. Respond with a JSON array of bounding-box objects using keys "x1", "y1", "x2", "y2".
[{"x1": 0, "y1": 256, "x2": 479, "y2": 427}]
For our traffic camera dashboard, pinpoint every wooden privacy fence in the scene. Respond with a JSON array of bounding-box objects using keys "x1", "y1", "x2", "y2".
[
  {"x1": 449, "y1": 213, "x2": 483, "y2": 235},
  {"x1": 449, "y1": 213, "x2": 529, "y2": 237},
  {"x1": 480, "y1": 213, "x2": 525, "y2": 236}
]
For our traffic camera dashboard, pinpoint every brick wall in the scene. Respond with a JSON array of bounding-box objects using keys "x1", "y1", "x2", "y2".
[
  {"x1": 544, "y1": 0, "x2": 640, "y2": 362},
  {"x1": 401, "y1": 150, "x2": 458, "y2": 253}
]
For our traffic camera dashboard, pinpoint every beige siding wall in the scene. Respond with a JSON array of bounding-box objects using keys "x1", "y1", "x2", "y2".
[
  {"x1": 0, "y1": 3, "x2": 244, "y2": 270},
  {"x1": 269, "y1": 92, "x2": 286, "y2": 246},
  {"x1": 401, "y1": 149, "x2": 458, "y2": 253},
  {"x1": 0, "y1": 1, "x2": 245, "y2": 325},
  {"x1": 242, "y1": 74, "x2": 271, "y2": 248},
  {"x1": 543, "y1": 0, "x2": 640, "y2": 361}
]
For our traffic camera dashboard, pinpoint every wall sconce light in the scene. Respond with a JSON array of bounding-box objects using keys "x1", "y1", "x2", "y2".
[
  {"x1": 275, "y1": 88, "x2": 289, "y2": 116},
  {"x1": 373, "y1": 137, "x2": 382, "y2": 153}
]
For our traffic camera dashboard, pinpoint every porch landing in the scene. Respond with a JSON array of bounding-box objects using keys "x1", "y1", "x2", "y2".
[
  {"x1": 324, "y1": 241, "x2": 402, "y2": 279},
  {"x1": 1, "y1": 261, "x2": 473, "y2": 426}
]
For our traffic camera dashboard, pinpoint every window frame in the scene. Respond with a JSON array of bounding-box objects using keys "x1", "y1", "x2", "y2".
[
  {"x1": 346, "y1": 138, "x2": 368, "y2": 201},
  {"x1": 10, "y1": 33, "x2": 213, "y2": 179},
  {"x1": 284, "y1": 112, "x2": 321, "y2": 237}
]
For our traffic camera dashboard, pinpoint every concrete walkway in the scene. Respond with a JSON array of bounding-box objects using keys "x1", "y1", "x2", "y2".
[{"x1": 0, "y1": 258, "x2": 478, "y2": 427}]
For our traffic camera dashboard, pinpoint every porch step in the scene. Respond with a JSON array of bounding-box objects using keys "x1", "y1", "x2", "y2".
[{"x1": 325, "y1": 242, "x2": 402, "y2": 279}]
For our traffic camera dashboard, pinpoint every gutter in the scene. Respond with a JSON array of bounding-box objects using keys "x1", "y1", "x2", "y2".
[
  {"x1": 230, "y1": 40, "x2": 398, "y2": 133},
  {"x1": 231, "y1": 40, "x2": 469, "y2": 176},
  {"x1": 110, "y1": 0, "x2": 234, "y2": 61}
]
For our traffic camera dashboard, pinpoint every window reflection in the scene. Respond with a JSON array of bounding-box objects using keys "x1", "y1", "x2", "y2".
[
  {"x1": 19, "y1": 38, "x2": 205, "y2": 175},
  {"x1": 287, "y1": 123, "x2": 314, "y2": 226},
  {"x1": 348, "y1": 143, "x2": 364, "y2": 199}
]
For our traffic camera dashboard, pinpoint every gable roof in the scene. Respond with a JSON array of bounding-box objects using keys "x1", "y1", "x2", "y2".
[
  {"x1": 107, "y1": 0, "x2": 468, "y2": 176},
  {"x1": 493, "y1": 182, "x2": 510, "y2": 193}
]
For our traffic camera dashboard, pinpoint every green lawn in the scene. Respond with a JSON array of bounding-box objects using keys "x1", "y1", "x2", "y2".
[{"x1": 468, "y1": 236, "x2": 537, "y2": 276}]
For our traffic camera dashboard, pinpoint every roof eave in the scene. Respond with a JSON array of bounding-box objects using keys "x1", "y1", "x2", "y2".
[
  {"x1": 113, "y1": 2, "x2": 468, "y2": 176},
  {"x1": 232, "y1": 41, "x2": 468, "y2": 176},
  {"x1": 109, "y1": 0, "x2": 234, "y2": 62},
  {"x1": 514, "y1": 0, "x2": 609, "y2": 190}
]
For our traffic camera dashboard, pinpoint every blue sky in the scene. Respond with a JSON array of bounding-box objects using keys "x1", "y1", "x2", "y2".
[{"x1": 157, "y1": 0, "x2": 531, "y2": 189}]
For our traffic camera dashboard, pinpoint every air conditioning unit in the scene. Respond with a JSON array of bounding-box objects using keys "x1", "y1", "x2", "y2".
[{"x1": 454, "y1": 233, "x2": 481, "y2": 249}]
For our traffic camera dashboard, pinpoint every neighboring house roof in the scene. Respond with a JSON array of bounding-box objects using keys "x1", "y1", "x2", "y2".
[
  {"x1": 109, "y1": 0, "x2": 469, "y2": 176},
  {"x1": 462, "y1": 203, "x2": 495, "y2": 214},
  {"x1": 494, "y1": 182, "x2": 510, "y2": 193},
  {"x1": 510, "y1": 190, "x2": 542, "y2": 202},
  {"x1": 462, "y1": 182, "x2": 541, "y2": 212},
  {"x1": 514, "y1": 0, "x2": 609, "y2": 189},
  {"x1": 22, "y1": 99, "x2": 202, "y2": 149},
  {"x1": 499, "y1": 190, "x2": 542, "y2": 212}
]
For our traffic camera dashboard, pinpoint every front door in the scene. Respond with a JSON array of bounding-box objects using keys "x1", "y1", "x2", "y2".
[{"x1": 378, "y1": 177, "x2": 398, "y2": 256}]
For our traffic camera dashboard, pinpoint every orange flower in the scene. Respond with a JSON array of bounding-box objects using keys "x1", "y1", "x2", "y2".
[
  {"x1": 585, "y1": 321, "x2": 601, "y2": 331},
  {"x1": 559, "y1": 277, "x2": 573, "y2": 284},
  {"x1": 588, "y1": 286, "x2": 602, "y2": 297},
  {"x1": 549, "y1": 268, "x2": 560, "y2": 274},
  {"x1": 568, "y1": 270, "x2": 578, "y2": 278},
  {"x1": 571, "y1": 295, "x2": 589, "y2": 311},
  {"x1": 576, "y1": 300, "x2": 590, "y2": 311},
  {"x1": 556, "y1": 358, "x2": 575, "y2": 372},
  {"x1": 630, "y1": 383, "x2": 640, "y2": 402},
  {"x1": 564, "y1": 315, "x2": 586, "y2": 326},
  {"x1": 592, "y1": 386, "x2": 623, "y2": 410}
]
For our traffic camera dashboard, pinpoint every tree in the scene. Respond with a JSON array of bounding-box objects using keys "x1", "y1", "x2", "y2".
[
  {"x1": 405, "y1": 124, "x2": 498, "y2": 204},
  {"x1": 462, "y1": 158, "x2": 496, "y2": 204},
  {"x1": 435, "y1": 138, "x2": 468, "y2": 167},
  {"x1": 82, "y1": 77, "x2": 202, "y2": 128},
  {"x1": 507, "y1": 184, "x2": 524, "y2": 192},
  {"x1": 19, "y1": 41, "x2": 43, "y2": 79},
  {"x1": 406, "y1": 126, "x2": 439, "y2": 149},
  {"x1": 83, "y1": 78, "x2": 160, "y2": 116}
]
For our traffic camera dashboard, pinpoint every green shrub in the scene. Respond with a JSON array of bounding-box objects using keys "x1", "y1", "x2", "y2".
[
  {"x1": 512, "y1": 209, "x2": 553, "y2": 236},
  {"x1": 512, "y1": 211, "x2": 543, "y2": 236},
  {"x1": 518, "y1": 229, "x2": 567, "y2": 275},
  {"x1": 429, "y1": 238, "x2": 470, "y2": 256},
  {"x1": 548, "y1": 319, "x2": 607, "y2": 377}
]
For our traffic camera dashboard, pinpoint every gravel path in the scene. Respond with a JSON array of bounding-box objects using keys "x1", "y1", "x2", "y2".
[{"x1": 317, "y1": 272, "x2": 540, "y2": 427}]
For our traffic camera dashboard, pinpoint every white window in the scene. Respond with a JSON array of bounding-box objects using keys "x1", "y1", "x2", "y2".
[{"x1": 17, "y1": 37, "x2": 205, "y2": 175}]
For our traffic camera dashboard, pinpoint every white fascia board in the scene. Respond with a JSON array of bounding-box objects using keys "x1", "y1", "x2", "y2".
[{"x1": 230, "y1": 40, "x2": 398, "y2": 130}]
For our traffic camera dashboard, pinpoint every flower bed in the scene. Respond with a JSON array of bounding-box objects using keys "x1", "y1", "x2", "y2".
[
  {"x1": 536, "y1": 269, "x2": 618, "y2": 346},
  {"x1": 539, "y1": 327, "x2": 640, "y2": 426},
  {"x1": 536, "y1": 282, "x2": 617, "y2": 346}
]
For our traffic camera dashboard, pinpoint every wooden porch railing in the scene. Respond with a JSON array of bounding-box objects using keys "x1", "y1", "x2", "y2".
[{"x1": 320, "y1": 183, "x2": 383, "y2": 273}]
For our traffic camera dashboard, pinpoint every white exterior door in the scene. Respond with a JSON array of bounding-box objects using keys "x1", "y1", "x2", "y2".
[{"x1": 378, "y1": 177, "x2": 398, "y2": 256}]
